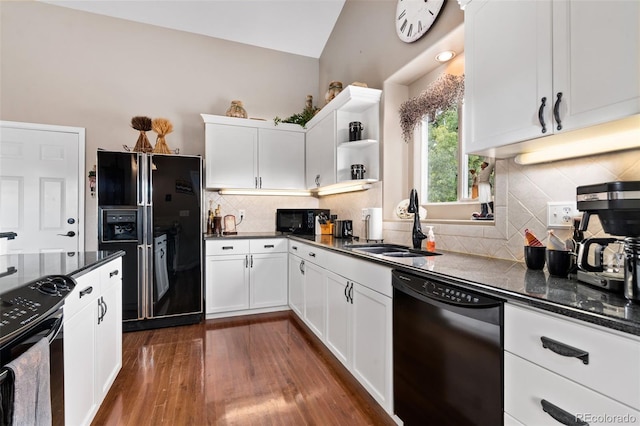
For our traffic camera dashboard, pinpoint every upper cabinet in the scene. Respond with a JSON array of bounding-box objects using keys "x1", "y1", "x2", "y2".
[
  {"x1": 305, "y1": 85, "x2": 382, "y2": 190},
  {"x1": 202, "y1": 115, "x2": 306, "y2": 190},
  {"x1": 464, "y1": 0, "x2": 640, "y2": 157}
]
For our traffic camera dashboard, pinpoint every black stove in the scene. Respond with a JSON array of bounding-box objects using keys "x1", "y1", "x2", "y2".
[{"x1": 0, "y1": 274, "x2": 75, "y2": 347}]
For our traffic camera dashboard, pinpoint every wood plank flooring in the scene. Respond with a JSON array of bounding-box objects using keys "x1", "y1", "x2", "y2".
[{"x1": 92, "y1": 312, "x2": 395, "y2": 425}]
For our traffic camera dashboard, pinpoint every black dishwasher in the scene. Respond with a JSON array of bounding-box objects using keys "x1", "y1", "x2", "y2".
[{"x1": 392, "y1": 269, "x2": 503, "y2": 426}]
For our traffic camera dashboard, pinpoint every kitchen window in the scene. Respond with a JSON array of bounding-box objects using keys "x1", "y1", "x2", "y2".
[{"x1": 414, "y1": 102, "x2": 484, "y2": 214}]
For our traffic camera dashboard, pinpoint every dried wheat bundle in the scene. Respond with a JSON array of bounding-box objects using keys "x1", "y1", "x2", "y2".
[
  {"x1": 131, "y1": 116, "x2": 153, "y2": 153},
  {"x1": 152, "y1": 118, "x2": 173, "y2": 154}
]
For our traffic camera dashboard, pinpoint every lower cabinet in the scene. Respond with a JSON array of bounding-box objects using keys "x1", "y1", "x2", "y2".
[
  {"x1": 64, "y1": 257, "x2": 122, "y2": 426},
  {"x1": 205, "y1": 238, "x2": 288, "y2": 315},
  {"x1": 288, "y1": 241, "x2": 393, "y2": 414},
  {"x1": 504, "y1": 303, "x2": 640, "y2": 425},
  {"x1": 288, "y1": 253, "x2": 304, "y2": 317},
  {"x1": 325, "y1": 270, "x2": 393, "y2": 413}
]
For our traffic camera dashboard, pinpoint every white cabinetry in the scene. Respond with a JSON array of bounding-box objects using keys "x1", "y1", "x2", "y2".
[
  {"x1": 64, "y1": 257, "x2": 122, "y2": 426},
  {"x1": 305, "y1": 86, "x2": 382, "y2": 190},
  {"x1": 464, "y1": 0, "x2": 640, "y2": 157},
  {"x1": 205, "y1": 238, "x2": 288, "y2": 316},
  {"x1": 504, "y1": 303, "x2": 640, "y2": 425},
  {"x1": 202, "y1": 114, "x2": 305, "y2": 190},
  {"x1": 287, "y1": 240, "x2": 393, "y2": 414},
  {"x1": 305, "y1": 112, "x2": 336, "y2": 188}
]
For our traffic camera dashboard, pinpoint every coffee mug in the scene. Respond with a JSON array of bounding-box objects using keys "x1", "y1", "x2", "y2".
[
  {"x1": 546, "y1": 249, "x2": 573, "y2": 277},
  {"x1": 524, "y1": 246, "x2": 546, "y2": 270},
  {"x1": 349, "y1": 121, "x2": 363, "y2": 141}
]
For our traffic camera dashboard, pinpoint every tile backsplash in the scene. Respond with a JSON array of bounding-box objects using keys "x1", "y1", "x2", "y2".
[
  {"x1": 204, "y1": 149, "x2": 639, "y2": 263},
  {"x1": 386, "y1": 149, "x2": 640, "y2": 261}
]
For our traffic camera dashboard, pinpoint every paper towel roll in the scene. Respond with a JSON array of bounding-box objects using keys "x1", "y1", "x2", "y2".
[{"x1": 367, "y1": 207, "x2": 383, "y2": 241}]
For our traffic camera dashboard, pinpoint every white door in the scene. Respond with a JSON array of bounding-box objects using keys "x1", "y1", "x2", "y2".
[
  {"x1": 250, "y1": 252, "x2": 288, "y2": 308},
  {"x1": 204, "y1": 123, "x2": 257, "y2": 189},
  {"x1": 258, "y1": 128, "x2": 305, "y2": 189},
  {"x1": 0, "y1": 121, "x2": 84, "y2": 253},
  {"x1": 325, "y1": 271, "x2": 351, "y2": 368}
]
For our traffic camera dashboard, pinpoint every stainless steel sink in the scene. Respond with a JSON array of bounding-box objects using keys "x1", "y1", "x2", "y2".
[
  {"x1": 344, "y1": 243, "x2": 409, "y2": 254},
  {"x1": 380, "y1": 252, "x2": 425, "y2": 258},
  {"x1": 344, "y1": 243, "x2": 441, "y2": 257}
]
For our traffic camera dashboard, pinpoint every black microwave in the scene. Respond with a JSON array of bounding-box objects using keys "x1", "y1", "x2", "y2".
[{"x1": 276, "y1": 209, "x2": 330, "y2": 235}]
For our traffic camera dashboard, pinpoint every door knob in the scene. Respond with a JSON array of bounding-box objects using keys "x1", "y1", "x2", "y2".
[{"x1": 58, "y1": 231, "x2": 76, "y2": 237}]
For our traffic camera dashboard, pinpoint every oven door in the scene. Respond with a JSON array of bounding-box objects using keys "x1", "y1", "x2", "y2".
[{"x1": 0, "y1": 307, "x2": 64, "y2": 426}]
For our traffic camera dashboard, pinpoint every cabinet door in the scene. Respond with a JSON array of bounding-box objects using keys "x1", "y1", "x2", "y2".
[
  {"x1": 250, "y1": 252, "x2": 288, "y2": 308},
  {"x1": 288, "y1": 253, "x2": 304, "y2": 318},
  {"x1": 64, "y1": 302, "x2": 98, "y2": 426},
  {"x1": 465, "y1": 0, "x2": 553, "y2": 154},
  {"x1": 351, "y1": 282, "x2": 393, "y2": 412},
  {"x1": 325, "y1": 271, "x2": 351, "y2": 368},
  {"x1": 96, "y1": 275, "x2": 122, "y2": 400},
  {"x1": 258, "y1": 129, "x2": 305, "y2": 189},
  {"x1": 552, "y1": 0, "x2": 640, "y2": 133},
  {"x1": 205, "y1": 254, "x2": 249, "y2": 313},
  {"x1": 205, "y1": 123, "x2": 257, "y2": 188},
  {"x1": 305, "y1": 113, "x2": 336, "y2": 188},
  {"x1": 303, "y1": 261, "x2": 326, "y2": 339}
]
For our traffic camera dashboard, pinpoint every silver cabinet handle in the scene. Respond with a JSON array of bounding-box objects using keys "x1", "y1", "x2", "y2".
[
  {"x1": 222, "y1": 246, "x2": 234, "y2": 250},
  {"x1": 109, "y1": 269, "x2": 119, "y2": 278},
  {"x1": 308, "y1": 252, "x2": 316, "y2": 258}
]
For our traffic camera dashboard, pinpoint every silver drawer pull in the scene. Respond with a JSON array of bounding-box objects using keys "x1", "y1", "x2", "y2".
[
  {"x1": 222, "y1": 246, "x2": 234, "y2": 250},
  {"x1": 79, "y1": 286, "x2": 94, "y2": 298},
  {"x1": 292, "y1": 246, "x2": 298, "y2": 250},
  {"x1": 308, "y1": 252, "x2": 316, "y2": 257},
  {"x1": 264, "y1": 244, "x2": 274, "y2": 249},
  {"x1": 109, "y1": 270, "x2": 119, "y2": 278},
  {"x1": 541, "y1": 399, "x2": 588, "y2": 426},
  {"x1": 541, "y1": 336, "x2": 589, "y2": 365}
]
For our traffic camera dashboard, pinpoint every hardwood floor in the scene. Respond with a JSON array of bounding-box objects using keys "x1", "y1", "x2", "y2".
[{"x1": 92, "y1": 312, "x2": 395, "y2": 425}]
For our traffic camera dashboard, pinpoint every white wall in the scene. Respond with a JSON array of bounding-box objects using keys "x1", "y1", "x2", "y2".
[{"x1": 0, "y1": 1, "x2": 319, "y2": 249}]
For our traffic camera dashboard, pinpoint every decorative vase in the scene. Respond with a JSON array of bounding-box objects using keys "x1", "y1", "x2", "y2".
[
  {"x1": 226, "y1": 100, "x2": 248, "y2": 118},
  {"x1": 325, "y1": 81, "x2": 343, "y2": 104}
]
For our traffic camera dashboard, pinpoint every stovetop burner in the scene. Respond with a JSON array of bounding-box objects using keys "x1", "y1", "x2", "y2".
[{"x1": 0, "y1": 274, "x2": 76, "y2": 347}]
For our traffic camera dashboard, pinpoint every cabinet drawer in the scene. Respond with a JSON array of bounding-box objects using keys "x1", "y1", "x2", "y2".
[
  {"x1": 99, "y1": 258, "x2": 122, "y2": 291},
  {"x1": 65, "y1": 268, "x2": 101, "y2": 319},
  {"x1": 206, "y1": 239, "x2": 250, "y2": 255},
  {"x1": 250, "y1": 238, "x2": 287, "y2": 254},
  {"x1": 505, "y1": 352, "x2": 640, "y2": 426},
  {"x1": 505, "y1": 303, "x2": 640, "y2": 409}
]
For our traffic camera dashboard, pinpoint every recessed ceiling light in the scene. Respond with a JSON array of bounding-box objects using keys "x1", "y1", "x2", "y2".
[{"x1": 435, "y1": 50, "x2": 456, "y2": 63}]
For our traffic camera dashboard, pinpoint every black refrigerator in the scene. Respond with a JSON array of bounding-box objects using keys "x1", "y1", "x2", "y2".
[{"x1": 97, "y1": 150, "x2": 203, "y2": 331}]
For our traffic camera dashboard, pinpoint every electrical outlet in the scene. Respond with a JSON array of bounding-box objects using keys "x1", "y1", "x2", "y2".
[
  {"x1": 362, "y1": 208, "x2": 369, "y2": 221},
  {"x1": 238, "y1": 209, "x2": 245, "y2": 219},
  {"x1": 547, "y1": 201, "x2": 578, "y2": 228}
]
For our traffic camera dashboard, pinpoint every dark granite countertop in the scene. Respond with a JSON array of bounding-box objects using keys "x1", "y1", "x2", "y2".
[
  {"x1": 287, "y1": 235, "x2": 640, "y2": 337},
  {"x1": 200, "y1": 232, "x2": 640, "y2": 336},
  {"x1": 0, "y1": 250, "x2": 125, "y2": 294},
  {"x1": 203, "y1": 232, "x2": 285, "y2": 240}
]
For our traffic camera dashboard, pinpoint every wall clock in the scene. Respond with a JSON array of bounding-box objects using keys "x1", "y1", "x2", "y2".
[{"x1": 395, "y1": 0, "x2": 446, "y2": 43}]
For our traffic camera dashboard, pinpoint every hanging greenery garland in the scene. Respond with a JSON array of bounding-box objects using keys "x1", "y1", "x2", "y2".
[{"x1": 399, "y1": 74, "x2": 465, "y2": 142}]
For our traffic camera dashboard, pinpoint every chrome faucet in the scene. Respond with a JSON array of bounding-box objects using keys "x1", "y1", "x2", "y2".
[{"x1": 408, "y1": 188, "x2": 427, "y2": 249}]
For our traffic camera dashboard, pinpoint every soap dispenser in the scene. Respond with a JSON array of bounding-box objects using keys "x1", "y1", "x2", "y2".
[{"x1": 426, "y1": 226, "x2": 436, "y2": 252}]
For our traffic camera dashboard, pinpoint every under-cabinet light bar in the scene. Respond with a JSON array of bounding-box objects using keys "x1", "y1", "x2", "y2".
[
  {"x1": 514, "y1": 115, "x2": 640, "y2": 165},
  {"x1": 217, "y1": 189, "x2": 312, "y2": 196},
  {"x1": 316, "y1": 184, "x2": 372, "y2": 196}
]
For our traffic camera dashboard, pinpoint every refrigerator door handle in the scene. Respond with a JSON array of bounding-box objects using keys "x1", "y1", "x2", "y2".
[
  {"x1": 137, "y1": 152, "x2": 145, "y2": 206},
  {"x1": 137, "y1": 244, "x2": 146, "y2": 320},
  {"x1": 145, "y1": 244, "x2": 153, "y2": 319}
]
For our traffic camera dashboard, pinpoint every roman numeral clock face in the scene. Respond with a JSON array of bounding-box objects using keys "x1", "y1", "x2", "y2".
[{"x1": 396, "y1": 0, "x2": 445, "y2": 43}]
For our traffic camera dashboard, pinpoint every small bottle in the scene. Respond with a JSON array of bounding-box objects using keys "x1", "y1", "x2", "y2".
[{"x1": 426, "y1": 226, "x2": 436, "y2": 252}]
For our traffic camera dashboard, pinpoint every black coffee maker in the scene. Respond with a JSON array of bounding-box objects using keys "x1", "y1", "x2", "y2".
[{"x1": 576, "y1": 181, "x2": 640, "y2": 302}]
